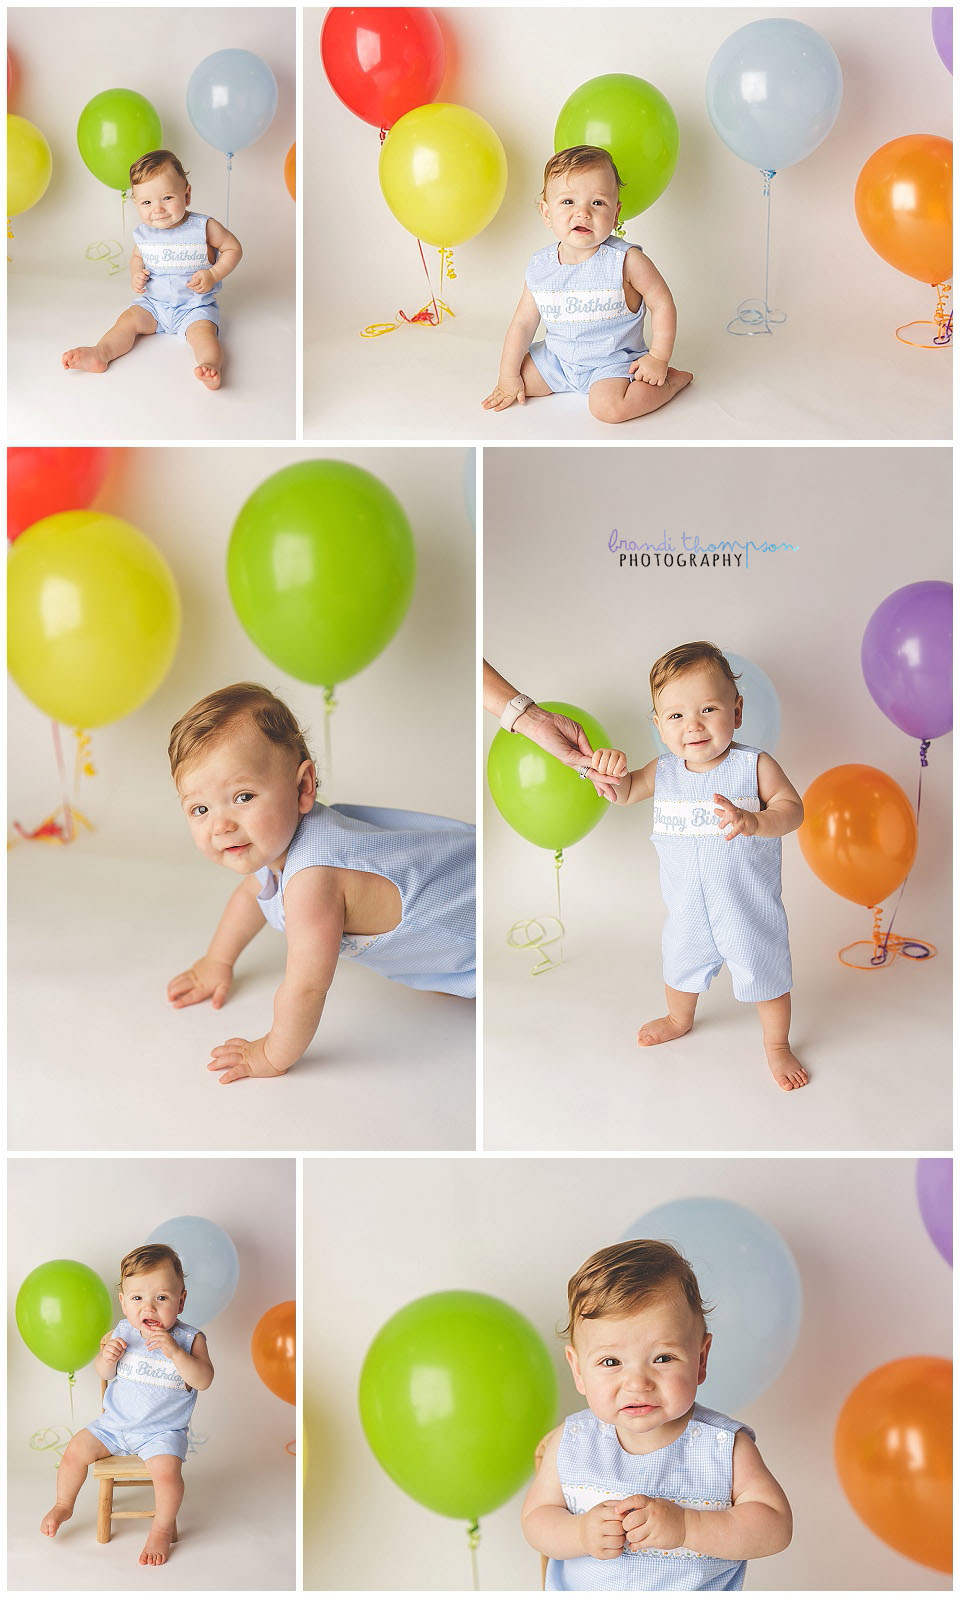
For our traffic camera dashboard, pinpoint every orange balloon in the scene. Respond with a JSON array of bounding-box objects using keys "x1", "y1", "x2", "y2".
[
  {"x1": 835, "y1": 1357, "x2": 952, "y2": 1573},
  {"x1": 855, "y1": 135, "x2": 952, "y2": 285},
  {"x1": 283, "y1": 142, "x2": 295, "y2": 201},
  {"x1": 251, "y1": 1300, "x2": 295, "y2": 1405},
  {"x1": 798, "y1": 764, "x2": 917, "y2": 908}
]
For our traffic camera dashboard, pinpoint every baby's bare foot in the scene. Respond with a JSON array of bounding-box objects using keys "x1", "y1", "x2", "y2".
[
  {"x1": 637, "y1": 1013, "x2": 693, "y2": 1047},
  {"x1": 41, "y1": 1503, "x2": 73, "y2": 1537},
  {"x1": 194, "y1": 363, "x2": 221, "y2": 390},
  {"x1": 139, "y1": 1526, "x2": 173, "y2": 1566},
  {"x1": 668, "y1": 368, "x2": 694, "y2": 390},
  {"x1": 765, "y1": 1042, "x2": 809, "y2": 1091},
  {"x1": 62, "y1": 346, "x2": 108, "y2": 373}
]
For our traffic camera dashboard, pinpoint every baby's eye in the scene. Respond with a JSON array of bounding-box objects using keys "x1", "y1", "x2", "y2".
[
  {"x1": 599, "y1": 1357, "x2": 620, "y2": 1367},
  {"x1": 592, "y1": 199, "x2": 608, "y2": 206},
  {"x1": 652, "y1": 1354, "x2": 674, "y2": 1364},
  {"x1": 190, "y1": 804, "x2": 208, "y2": 818},
  {"x1": 234, "y1": 792, "x2": 254, "y2": 805}
]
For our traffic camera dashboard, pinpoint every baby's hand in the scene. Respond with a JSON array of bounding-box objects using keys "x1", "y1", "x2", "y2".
[
  {"x1": 621, "y1": 1495, "x2": 686, "y2": 1551},
  {"x1": 206, "y1": 1034, "x2": 289, "y2": 1085},
  {"x1": 577, "y1": 1499, "x2": 628, "y2": 1560},
  {"x1": 167, "y1": 957, "x2": 234, "y2": 1010},
  {"x1": 713, "y1": 793, "x2": 759, "y2": 840},
  {"x1": 590, "y1": 748, "x2": 627, "y2": 800},
  {"x1": 187, "y1": 268, "x2": 217, "y2": 294},
  {"x1": 100, "y1": 1334, "x2": 127, "y2": 1364},
  {"x1": 131, "y1": 267, "x2": 150, "y2": 293},
  {"x1": 142, "y1": 1326, "x2": 178, "y2": 1358},
  {"x1": 629, "y1": 354, "x2": 668, "y2": 387},
  {"x1": 482, "y1": 376, "x2": 525, "y2": 411}
]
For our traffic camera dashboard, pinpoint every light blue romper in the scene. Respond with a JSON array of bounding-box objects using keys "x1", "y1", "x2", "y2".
[
  {"x1": 546, "y1": 1404, "x2": 756, "y2": 1592},
  {"x1": 255, "y1": 802, "x2": 476, "y2": 998},
  {"x1": 129, "y1": 211, "x2": 220, "y2": 337},
  {"x1": 526, "y1": 235, "x2": 648, "y2": 394},
  {"x1": 652, "y1": 744, "x2": 792, "y2": 1004},
  {"x1": 86, "y1": 1319, "x2": 200, "y2": 1462}
]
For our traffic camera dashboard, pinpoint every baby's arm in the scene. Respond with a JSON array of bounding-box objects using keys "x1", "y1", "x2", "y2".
[
  {"x1": 590, "y1": 750, "x2": 658, "y2": 806},
  {"x1": 522, "y1": 1427, "x2": 627, "y2": 1561},
  {"x1": 142, "y1": 1328, "x2": 215, "y2": 1391},
  {"x1": 713, "y1": 752, "x2": 804, "y2": 841},
  {"x1": 94, "y1": 1330, "x2": 127, "y2": 1380},
  {"x1": 207, "y1": 866, "x2": 344, "y2": 1084},
  {"x1": 130, "y1": 244, "x2": 149, "y2": 294},
  {"x1": 167, "y1": 874, "x2": 266, "y2": 1011},
  {"x1": 624, "y1": 248, "x2": 677, "y2": 387},
  {"x1": 187, "y1": 217, "x2": 243, "y2": 294},
  {"x1": 623, "y1": 1430, "x2": 792, "y2": 1560},
  {"x1": 482, "y1": 285, "x2": 543, "y2": 410}
]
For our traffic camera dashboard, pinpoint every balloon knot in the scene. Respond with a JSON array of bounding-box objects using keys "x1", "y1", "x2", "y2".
[
  {"x1": 554, "y1": 849, "x2": 564, "y2": 869},
  {"x1": 466, "y1": 1519, "x2": 481, "y2": 1551},
  {"x1": 761, "y1": 169, "x2": 776, "y2": 196},
  {"x1": 322, "y1": 686, "x2": 338, "y2": 711},
  {"x1": 920, "y1": 739, "x2": 931, "y2": 768}
]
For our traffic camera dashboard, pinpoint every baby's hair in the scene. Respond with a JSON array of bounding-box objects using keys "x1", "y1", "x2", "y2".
[
  {"x1": 649, "y1": 641, "x2": 741, "y2": 708},
  {"x1": 168, "y1": 683, "x2": 313, "y2": 786},
  {"x1": 562, "y1": 1238, "x2": 710, "y2": 1340},
  {"x1": 118, "y1": 1244, "x2": 185, "y2": 1290},
  {"x1": 129, "y1": 149, "x2": 189, "y2": 188},
  {"x1": 541, "y1": 145, "x2": 623, "y2": 199}
]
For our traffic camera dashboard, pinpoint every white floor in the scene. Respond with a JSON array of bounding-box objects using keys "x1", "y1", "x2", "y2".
[
  {"x1": 8, "y1": 271, "x2": 295, "y2": 442},
  {"x1": 483, "y1": 836, "x2": 951, "y2": 1153},
  {"x1": 304, "y1": 297, "x2": 953, "y2": 443},
  {"x1": 8, "y1": 848, "x2": 475, "y2": 1152}
]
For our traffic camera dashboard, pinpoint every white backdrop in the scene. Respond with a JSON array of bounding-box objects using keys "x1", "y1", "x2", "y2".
[
  {"x1": 7, "y1": 7, "x2": 296, "y2": 441},
  {"x1": 8, "y1": 447, "x2": 477, "y2": 1153},
  {"x1": 303, "y1": 1155, "x2": 951, "y2": 1591},
  {"x1": 304, "y1": 6, "x2": 952, "y2": 441},
  {"x1": 8, "y1": 1157, "x2": 296, "y2": 1591},
  {"x1": 483, "y1": 446, "x2": 951, "y2": 1152}
]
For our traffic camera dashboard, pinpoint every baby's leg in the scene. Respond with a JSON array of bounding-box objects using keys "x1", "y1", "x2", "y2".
[
  {"x1": 755, "y1": 993, "x2": 808, "y2": 1091},
  {"x1": 40, "y1": 1428, "x2": 111, "y2": 1535},
  {"x1": 588, "y1": 368, "x2": 693, "y2": 424},
  {"x1": 62, "y1": 306, "x2": 157, "y2": 373},
  {"x1": 518, "y1": 352, "x2": 554, "y2": 399},
  {"x1": 637, "y1": 985, "x2": 699, "y2": 1047},
  {"x1": 185, "y1": 319, "x2": 223, "y2": 389},
  {"x1": 140, "y1": 1456, "x2": 183, "y2": 1566}
]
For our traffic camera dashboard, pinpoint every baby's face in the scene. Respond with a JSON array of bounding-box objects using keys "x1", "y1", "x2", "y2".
[
  {"x1": 132, "y1": 166, "x2": 190, "y2": 229},
  {"x1": 119, "y1": 1266, "x2": 186, "y2": 1334},
  {"x1": 653, "y1": 665, "x2": 742, "y2": 770},
  {"x1": 177, "y1": 720, "x2": 315, "y2": 877},
  {"x1": 539, "y1": 163, "x2": 620, "y2": 251},
  {"x1": 566, "y1": 1285, "x2": 710, "y2": 1452}
]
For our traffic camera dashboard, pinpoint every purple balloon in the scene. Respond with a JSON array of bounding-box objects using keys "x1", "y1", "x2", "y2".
[
  {"x1": 932, "y1": 7, "x2": 952, "y2": 74},
  {"x1": 860, "y1": 580, "x2": 952, "y2": 740},
  {"x1": 916, "y1": 1158, "x2": 951, "y2": 1264}
]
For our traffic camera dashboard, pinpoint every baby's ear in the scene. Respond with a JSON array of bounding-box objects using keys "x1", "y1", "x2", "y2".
[
  {"x1": 297, "y1": 759, "x2": 318, "y2": 811},
  {"x1": 734, "y1": 697, "x2": 743, "y2": 729},
  {"x1": 565, "y1": 1343, "x2": 587, "y2": 1396},
  {"x1": 697, "y1": 1332, "x2": 712, "y2": 1385}
]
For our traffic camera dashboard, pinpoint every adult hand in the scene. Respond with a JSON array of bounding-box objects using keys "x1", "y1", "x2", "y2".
[{"x1": 516, "y1": 706, "x2": 622, "y2": 801}]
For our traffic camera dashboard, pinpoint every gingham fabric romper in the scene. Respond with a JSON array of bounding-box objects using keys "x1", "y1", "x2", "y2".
[
  {"x1": 546, "y1": 1404, "x2": 756, "y2": 1591},
  {"x1": 255, "y1": 802, "x2": 476, "y2": 998},
  {"x1": 651, "y1": 744, "x2": 792, "y2": 1003},
  {"x1": 525, "y1": 235, "x2": 648, "y2": 393},
  {"x1": 130, "y1": 211, "x2": 220, "y2": 336},
  {"x1": 86, "y1": 1319, "x2": 200, "y2": 1461}
]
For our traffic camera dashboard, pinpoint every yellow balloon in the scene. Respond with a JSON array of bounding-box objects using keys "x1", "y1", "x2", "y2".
[
  {"x1": 379, "y1": 102, "x2": 507, "y2": 248},
  {"x1": 8, "y1": 511, "x2": 181, "y2": 728},
  {"x1": 7, "y1": 113, "x2": 53, "y2": 216}
]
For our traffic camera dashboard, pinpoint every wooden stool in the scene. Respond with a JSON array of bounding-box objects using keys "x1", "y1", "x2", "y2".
[{"x1": 92, "y1": 1381, "x2": 178, "y2": 1546}]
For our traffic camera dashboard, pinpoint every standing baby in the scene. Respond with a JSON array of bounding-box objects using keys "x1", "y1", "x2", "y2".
[{"x1": 62, "y1": 149, "x2": 241, "y2": 389}]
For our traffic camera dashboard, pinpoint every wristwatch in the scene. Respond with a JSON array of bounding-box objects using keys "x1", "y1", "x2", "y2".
[{"x1": 499, "y1": 693, "x2": 535, "y2": 732}]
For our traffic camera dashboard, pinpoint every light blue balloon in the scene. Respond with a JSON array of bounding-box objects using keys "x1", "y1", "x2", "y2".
[
  {"x1": 623, "y1": 1197, "x2": 802, "y2": 1412},
  {"x1": 146, "y1": 1214, "x2": 239, "y2": 1327},
  {"x1": 186, "y1": 49, "x2": 278, "y2": 156},
  {"x1": 650, "y1": 649, "x2": 781, "y2": 757},
  {"x1": 706, "y1": 19, "x2": 843, "y2": 172}
]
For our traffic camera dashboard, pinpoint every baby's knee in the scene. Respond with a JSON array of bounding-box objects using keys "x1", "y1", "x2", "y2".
[
  {"x1": 146, "y1": 1455, "x2": 183, "y2": 1484},
  {"x1": 588, "y1": 386, "x2": 628, "y2": 424},
  {"x1": 64, "y1": 1428, "x2": 100, "y2": 1464}
]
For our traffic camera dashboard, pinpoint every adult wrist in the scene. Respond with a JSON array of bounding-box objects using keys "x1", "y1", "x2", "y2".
[{"x1": 500, "y1": 693, "x2": 536, "y2": 733}]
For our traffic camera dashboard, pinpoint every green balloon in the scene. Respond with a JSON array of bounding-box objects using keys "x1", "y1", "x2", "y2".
[
  {"x1": 76, "y1": 89, "x2": 162, "y2": 191},
  {"x1": 16, "y1": 1259, "x2": 113, "y2": 1376},
  {"x1": 487, "y1": 699, "x2": 611, "y2": 851},
  {"x1": 359, "y1": 1290, "x2": 556, "y2": 1521},
  {"x1": 555, "y1": 73, "x2": 679, "y2": 221},
  {"x1": 227, "y1": 461, "x2": 416, "y2": 690}
]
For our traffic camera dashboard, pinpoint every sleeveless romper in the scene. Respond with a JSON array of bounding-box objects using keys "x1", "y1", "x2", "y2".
[
  {"x1": 255, "y1": 802, "x2": 476, "y2": 998},
  {"x1": 525, "y1": 235, "x2": 648, "y2": 393},
  {"x1": 546, "y1": 1404, "x2": 756, "y2": 1592},
  {"x1": 86, "y1": 1318, "x2": 201, "y2": 1461},
  {"x1": 651, "y1": 744, "x2": 792, "y2": 1003},
  {"x1": 130, "y1": 211, "x2": 220, "y2": 336}
]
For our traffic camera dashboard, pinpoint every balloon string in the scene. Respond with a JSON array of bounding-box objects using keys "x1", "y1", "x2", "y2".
[
  {"x1": 225, "y1": 153, "x2": 233, "y2": 231},
  {"x1": 67, "y1": 1372, "x2": 76, "y2": 1428},
  {"x1": 321, "y1": 687, "x2": 337, "y2": 795},
  {"x1": 837, "y1": 740, "x2": 936, "y2": 968},
  {"x1": 284, "y1": 1438, "x2": 295, "y2": 1456},
  {"x1": 30, "y1": 1424, "x2": 74, "y2": 1466},
  {"x1": 466, "y1": 1519, "x2": 481, "y2": 1591},
  {"x1": 896, "y1": 280, "x2": 953, "y2": 348},
  {"x1": 361, "y1": 242, "x2": 456, "y2": 337},
  {"x1": 505, "y1": 849, "x2": 567, "y2": 974},
  {"x1": 85, "y1": 240, "x2": 124, "y2": 275},
  {"x1": 9, "y1": 725, "x2": 95, "y2": 846},
  {"x1": 727, "y1": 170, "x2": 786, "y2": 336},
  {"x1": 53, "y1": 720, "x2": 74, "y2": 842}
]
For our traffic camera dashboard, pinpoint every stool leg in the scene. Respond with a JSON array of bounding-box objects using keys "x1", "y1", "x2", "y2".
[{"x1": 96, "y1": 1477, "x2": 114, "y2": 1544}]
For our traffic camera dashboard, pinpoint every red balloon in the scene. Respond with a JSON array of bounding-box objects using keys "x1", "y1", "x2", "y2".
[
  {"x1": 8, "y1": 448, "x2": 112, "y2": 543},
  {"x1": 320, "y1": 8, "x2": 445, "y2": 130}
]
